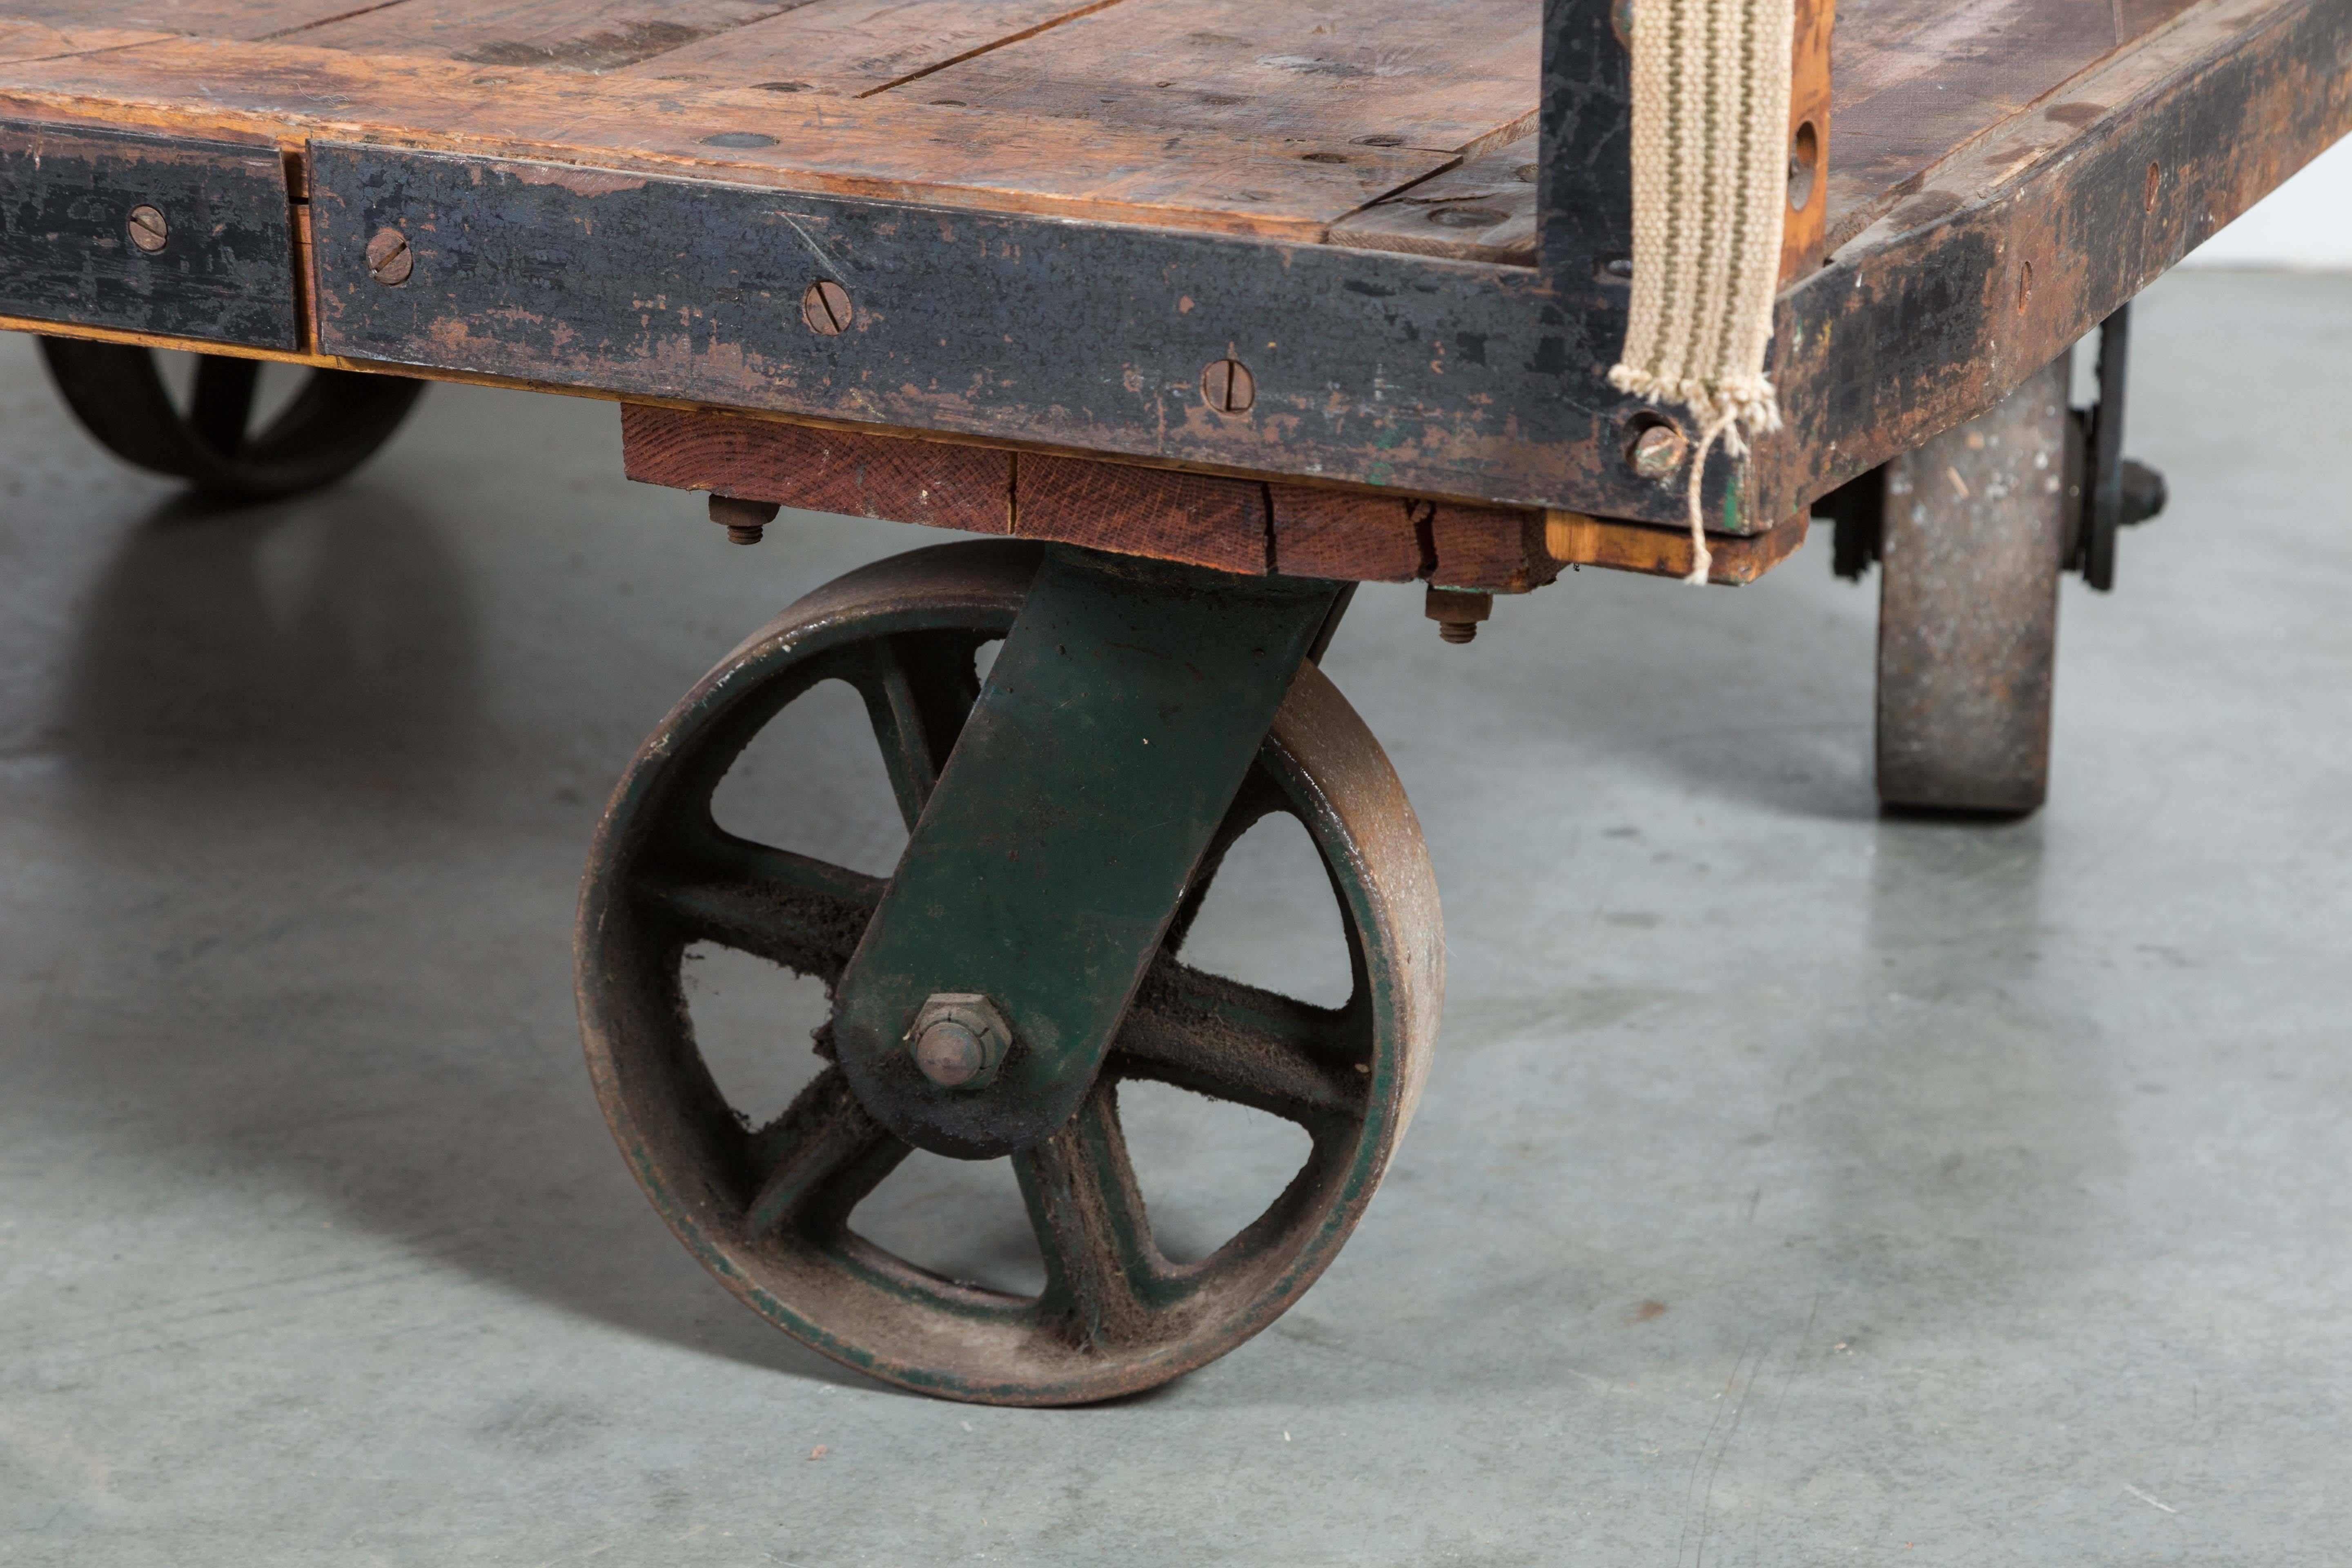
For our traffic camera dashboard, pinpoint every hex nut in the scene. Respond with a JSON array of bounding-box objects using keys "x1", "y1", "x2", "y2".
[
  {"x1": 709, "y1": 494, "x2": 781, "y2": 546},
  {"x1": 1425, "y1": 586, "x2": 1493, "y2": 646},
  {"x1": 908, "y1": 993, "x2": 1012, "y2": 1089}
]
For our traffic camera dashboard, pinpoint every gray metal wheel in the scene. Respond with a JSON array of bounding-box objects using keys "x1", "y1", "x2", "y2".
[
  {"x1": 575, "y1": 539, "x2": 1442, "y2": 1405},
  {"x1": 1875, "y1": 354, "x2": 2074, "y2": 814}
]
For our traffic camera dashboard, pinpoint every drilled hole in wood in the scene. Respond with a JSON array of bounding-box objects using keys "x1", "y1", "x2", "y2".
[
  {"x1": 701, "y1": 131, "x2": 777, "y2": 149},
  {"x1": 755, "y1": 80, "x2": 811, "y2": 93},
  {"x1": 2145, "y1": 161, "x2": 2161, "y2": 212},
  {"x1": 2017, "y1": 259, "x2": 2034, "y2": 314},
  {"x1": 1788, "y1": 120, "x2": 1820, "y2": 212},
  {"x1": 1300, "y1": 151, "x2": 1350, "y2": 164},
  {"x1": 802, "y1": 280, "x2": 853, "y2": 335},
  {"x1": 1428, "y1": 206, "x2": 1507, "y2": 229},
  {"x1": 1201, "y1": 358, "x2": 1255, "y2": 414}
]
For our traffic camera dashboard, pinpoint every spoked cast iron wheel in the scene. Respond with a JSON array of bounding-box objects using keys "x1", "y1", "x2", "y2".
[
  {"x1": 39, "y1": 337, "x2": 423, "y2": 501},
  {"x1": 576, "y1": 540, "x2": 1442, "y2": 1405}
]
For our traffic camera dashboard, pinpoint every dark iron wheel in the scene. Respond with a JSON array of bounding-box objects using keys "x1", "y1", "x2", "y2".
[
  {"x1": 576, "y1": 539, "x2": 1442, "y2": 1405},
  {"x1": 39, "y1": 338, "x2": 423, "y2": 501}
]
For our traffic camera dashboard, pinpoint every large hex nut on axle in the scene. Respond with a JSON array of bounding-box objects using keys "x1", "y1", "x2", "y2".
[{"x1": 907, "y1": 993, "x2": 1012, "y2": 1089}]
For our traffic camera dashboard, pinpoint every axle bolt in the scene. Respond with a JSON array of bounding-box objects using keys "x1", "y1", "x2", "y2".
[
  {"x1": 126, "y1": 205, "x2": 169, "y2": 254},
  {"x1": 908, "y1": 993, "x2": 1012, "y2": 1089},
  {"x1": 709, "y1": 494, "x2": 780, "y2": 545},
  {"x1": 1629, "y1": 421, "x2": 1688, "y2": 481},
  {"x1": 1425, "y1": 586, "x2": 1492, "y2": 645}
]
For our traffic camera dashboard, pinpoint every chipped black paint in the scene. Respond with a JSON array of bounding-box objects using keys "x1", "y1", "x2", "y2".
[
  {"x1": 0, "y1": 119, "x2": 297, "y2": 350},
  {"x1": 308, "y1": 142, "x2": 1736, "y2": 523}
]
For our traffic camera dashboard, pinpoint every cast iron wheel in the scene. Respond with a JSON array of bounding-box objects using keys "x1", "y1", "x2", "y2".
[
  {"x1": 576, "y1": 539, "x2": 1443, "y2": 1405},
  {"x1": 38, "y1": 337, "x2": 423, "y2": 501}
]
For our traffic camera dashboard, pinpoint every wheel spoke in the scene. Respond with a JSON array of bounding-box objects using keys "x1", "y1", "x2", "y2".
[
  {"x1": 1013, "y1": 1080, "x2": 1163, "y2": 1348},
  {"x1": 1113, "y1": 958, "x2": 1369, "y2": 1131},
  {"x1": 744, "y1": 1067, "x2": 911, "y2": 1235},
  {"x1": 629, "y1": 834, "x2": 882, "y2": 982},
  {"x1": 850, "y1": 635, "x2": 980, "y2": 830},
  {"x1": 189, "y1": 355, "x2": 261, "y2": 457}
]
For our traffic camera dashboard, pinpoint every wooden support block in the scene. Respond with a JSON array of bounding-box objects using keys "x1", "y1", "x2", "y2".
[
  {"x1": 619, "y1": 403, "x2": 1011, "y2": 534},
  {"x1": 1780, "y1": 0, "x2": 1835, "y2": 283},
  {"x1": 1013, "y1": 453, "x2": 1269, "y2": 575},
  {"x1": 1544, "y1": 509, "x2": 1810, "y2": 585},
  {"x1": 1268, "y1": 486, "x2": 1423, "y2": 582},
  {"x1": 1428, "y1": 503, "x2": 1557, "y2": 593}
]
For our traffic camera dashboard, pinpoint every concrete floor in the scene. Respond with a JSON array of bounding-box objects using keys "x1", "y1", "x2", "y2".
[{"x1": 2, "y1": 270, "x2": 2347, "y2": 1565}]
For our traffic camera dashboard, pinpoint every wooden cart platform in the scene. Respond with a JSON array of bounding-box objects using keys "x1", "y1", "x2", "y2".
[{"x1": 4, "y1": 0, "x2": 2346, "y2": 586}]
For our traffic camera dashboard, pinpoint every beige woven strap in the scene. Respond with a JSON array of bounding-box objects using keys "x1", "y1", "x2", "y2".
[{"x1": 1609, "y1": 0, "x2": 1795, "y2": 583}]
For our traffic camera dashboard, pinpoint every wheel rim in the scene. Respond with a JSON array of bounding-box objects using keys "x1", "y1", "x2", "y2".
[
  {"x1": 576, "y1": 540, "x2": 1442, "y2": 1405},
  {"x1": 38, "y1": 338, "x2": 423, "y2": 501}
]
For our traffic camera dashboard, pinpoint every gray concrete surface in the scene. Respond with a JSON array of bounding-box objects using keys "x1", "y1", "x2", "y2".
[{"x1": 2, "y1": 270, "x2": 2347, "y2": 1566}]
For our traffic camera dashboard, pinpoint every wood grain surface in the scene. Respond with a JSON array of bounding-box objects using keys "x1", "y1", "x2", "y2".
[
  {"x1": 0, "y1": 35, "x2": 1448, "y2": 238},
  {"x1": 609, "y1": 0, "x2": 1116, "y2": 97},
  {"x1": 621, "y1": 403, "x2": 1013, "y2": 533},
  {"x1": 898, "y1": 0, "x2": 1539, "y2": 151}
]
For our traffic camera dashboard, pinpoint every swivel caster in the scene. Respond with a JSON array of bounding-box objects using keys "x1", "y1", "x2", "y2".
[{"x1": 576, "y1": 540, "x2": 1442, "y2": 1404}]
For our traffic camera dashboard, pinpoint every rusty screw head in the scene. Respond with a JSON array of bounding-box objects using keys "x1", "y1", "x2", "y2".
[
  {"x1": 709, "y1": 494, "x2": 781, "y2": 545},
  {"x1": 802, "y1": 279, "x2": 852, "y2": 336},
  {"x1": 1202, "y1": 357, "x2": 1255, "y2": 414},
  {"x1": 1628, "y1": 421, "x2": 1689, "y2": 481},
  {"x1": 126, "y1": 205, "x2": 168, "y2": 254},
  {"x1": 1425, "y1": 586, "x2": 1493, "y2": 646},
  {"x1": 365, "y1": 227, "x2": 413, "y2": 287},
  {"x1": 908, "y1": 993, "x2": 1011, "y2": 1089}
]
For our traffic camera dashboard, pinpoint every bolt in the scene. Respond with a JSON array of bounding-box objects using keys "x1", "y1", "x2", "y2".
[
  {"x1": 126, "y1": 205, "x2": 168, "y2": 254},
  {"x1": 1425, "y1": 586, "x2": 1492, "y2": 646},
  {"x1": 365, "y1": 227, "x2": 413, "y2": 286},
  {"x1": 1629, "y1": 421, "x2": 1688, "y2": 481},
  {"x1": 802, "y1": 279, "x2": 852, "y2": 335},
  {"x1": 709, "y1": 494, "x2": 780, "y2": 545},
  {"x1": 1201, "y1": 357, "x2": 1255, "y2": 414},
  {"x1": 1611, "y1": 0, "x2": 1638, "y2": 47},
  {"x1": 907, "y1": 993, "x2": 1012, "y2": 1089}
]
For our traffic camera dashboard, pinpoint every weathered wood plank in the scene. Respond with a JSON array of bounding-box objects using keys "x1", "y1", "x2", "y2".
[
  {"x1": 0, "y1": 21, "x2": 178, "y2": 62},
  {"x1": 620, "y1": 401, "x2": 1011, "y2": 532},
  {"x1": 898, "y1": 0, "x2": 1539, "y2": 152},
  {"x1": 1780, "y1": 0, "x2": 1835, "y2": 280},
  {"x1": 0, "y1": 116, "x2": 297, "y2": 347},
  {"x1": 1824, "y1": 0, "x2": 2202, "y2": 248},
  {"x1": 1329, "y1": 134, "x2": 1537, "y2": 266},
  {"x1": 609, "y1": 0, "x2": 1114, "y2": 97},
  {"x1": 288, "y1": 0, "x2": 814, "y2": 71},
  {"x1": 0, "y1": 0, "x2": 383, "y2": 38},
  {"x1": 0, "y1": 36, "x2": 1446, "y2": 238},
  {"x1": 1768, "y1": 0, "x2": 2352, "y2": 523}
]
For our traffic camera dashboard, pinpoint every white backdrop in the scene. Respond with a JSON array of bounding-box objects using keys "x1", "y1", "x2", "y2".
[{"x1": 2182, "y1": 136, "x2": 2352, "y2": 268}]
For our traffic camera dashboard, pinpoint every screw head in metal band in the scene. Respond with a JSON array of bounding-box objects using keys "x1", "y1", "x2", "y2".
[
  {"x1": 126, "y1": 205, "x2": 168, "y2": 254},
  {"x1": 365, "y1": 227, "x2": 414, "y2": 287}
]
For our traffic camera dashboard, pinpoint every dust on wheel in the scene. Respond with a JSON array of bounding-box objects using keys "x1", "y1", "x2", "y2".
[
  {"x1": 575, "y1": 540, "x2": 1443, "y2": 1405},
  {"x1": 38, "y1": 338, "x2": 423, "y2": 502}
]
